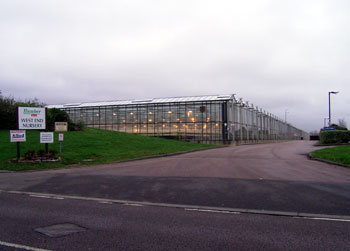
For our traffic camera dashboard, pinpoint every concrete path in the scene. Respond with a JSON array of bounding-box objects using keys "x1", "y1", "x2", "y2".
[{"x1": 1, "y1": 141, "x2": 349, "y2": 215}]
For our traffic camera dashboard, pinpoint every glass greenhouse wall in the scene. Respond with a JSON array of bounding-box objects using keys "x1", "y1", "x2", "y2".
[{"x1": 48, "y1": 94, "x2": 308, "y2": 144}]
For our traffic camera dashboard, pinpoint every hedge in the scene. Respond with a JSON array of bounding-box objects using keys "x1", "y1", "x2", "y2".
[{"x1": 319, "y1": 130, "x2": 350, "y2": 144}]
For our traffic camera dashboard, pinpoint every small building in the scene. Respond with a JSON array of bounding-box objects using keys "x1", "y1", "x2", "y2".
[{"x1": 48, "y1": 94, "x2": 308, "y2": 144}]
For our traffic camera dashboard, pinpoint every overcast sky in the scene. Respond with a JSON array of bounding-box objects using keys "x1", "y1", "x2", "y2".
[{"x1": 0, "y1": 0, "x2": 349, "y2": 132}]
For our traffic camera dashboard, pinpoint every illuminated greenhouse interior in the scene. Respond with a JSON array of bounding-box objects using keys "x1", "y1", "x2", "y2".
[{"x1": 48, "y1": 94, "x2": 308, "y2": 144}]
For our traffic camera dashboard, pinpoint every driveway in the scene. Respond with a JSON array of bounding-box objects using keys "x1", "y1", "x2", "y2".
[{"x1": 1, "y1": 141, "x2": 349, "y2": 215}]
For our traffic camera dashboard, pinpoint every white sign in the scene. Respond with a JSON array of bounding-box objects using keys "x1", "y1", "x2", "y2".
[
  {"x1": 55, "y1": 122, "x2": 68, "y2": 132},
  {"x1": 58, "y1": 133, "x2": 64, "y2": 141},
  {"x1": 10, "y1": 130, "x2": 26, "y2": 142},
  {"x1": 40, "y1": 132, "x2": 54, "y2": 143},
  {"x1": 18, "y1": 107, "x2": 46, "y2": 130}
]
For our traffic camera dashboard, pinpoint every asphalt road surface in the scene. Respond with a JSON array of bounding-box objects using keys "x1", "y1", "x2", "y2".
[
  {"x1": 0, "y1": 191, "x2": 349, "y2": 251},
  {"x1": 0, "y1": 141, "x2": 349, "y2": 215},
  {"x1": 1, "y1": 141, "x2": 350, "y2": 250}
]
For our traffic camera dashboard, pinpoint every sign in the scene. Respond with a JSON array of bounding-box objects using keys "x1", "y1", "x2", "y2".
[
  {"x1": 55, "y1": 122, "x2": 68, "y2": 132},
  {"x1": 18, "y1": 107, "x2": 46, "y2": 130},
  {"x1": 40, "y1": 132, "x2": 54, "y2": 143},
  {"x1": 324, "y1": 126, "x2": 336, "y2": 131},
  {"x1": 10, "y1": 130, "x2": 26, "y2": 142},
  {"x1": 58, "y1": 133, "x2": 64, "y2": 141}
]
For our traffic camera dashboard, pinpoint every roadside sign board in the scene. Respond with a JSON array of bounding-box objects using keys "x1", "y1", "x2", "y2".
[
  {"x1": 40, "y1": 132, "x2": 54, "y2": 143},
  {"x1": 324, "y1": 126, "x2": 336, "y2": 131},
  {"x1": 10, "y1": 130, "x2": 26, "y2": 142},
  {"x1": 55, "y1": 122, "x2": 68, "y2": 132},
  {"x1": 58, "y1": 133, "x2": 64, "y2": 141},
  {"x1": 18, "y1": 107, "x2": 46, "y2": 130}
]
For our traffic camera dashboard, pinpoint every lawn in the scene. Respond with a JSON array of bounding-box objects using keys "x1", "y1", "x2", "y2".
[
  {"x1": 311, "y1": 145, "x2": 350, "y2": 166},
  {"x1": 0, "y1": 128, "x2": 218, "y2": 171}
]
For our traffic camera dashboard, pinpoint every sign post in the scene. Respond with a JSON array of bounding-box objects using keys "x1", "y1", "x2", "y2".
[
  {"x1": 55, "y1": 122, "x2": 67, "y2": 153},
  {"x1": 45, "y1": 108, "x2": 48, "y2": 154},
  {"x1": 15, "y1": 106, "x2": 47, "y2": 160},
  {"x1": 10, "y1": 130, "x2": 26, "y2": 160},
  {"x1": 58, "y1": 133, "x2": 64, "y2": 153},
  {"x1": 16, "y1": 107, "x2": 20, "y2": 160},
  {"x1": 18, "y1": 107, "x2": 46, "y2": 130},
  {"x1": 324, "y1": 126, "x2": 336, "y2": 131}
]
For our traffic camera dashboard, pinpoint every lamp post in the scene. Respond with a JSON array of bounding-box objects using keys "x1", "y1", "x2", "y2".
[
  {"x1": 328, "y1": 91, "x2": 339, "y2": 126},
  {"x1": 324, "y1": 118, "x2": 329, "y2": 127}
]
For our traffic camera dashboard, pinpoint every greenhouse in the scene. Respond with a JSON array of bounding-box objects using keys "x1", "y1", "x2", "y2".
[{"x1": 48, "y1": 94, "x2": 308, "y2": 144}]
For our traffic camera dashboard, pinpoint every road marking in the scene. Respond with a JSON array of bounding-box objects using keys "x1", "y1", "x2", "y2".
[
  {"x1": 2, "y1": 189, "x2": 350, "y2": 221},
  {"x1": 185, "y1": 208, "x2": 240, "y2": 214},
  {"x1": 29, "y1": 195, "x2": 64, "y2": 200},
  {"x1": 123, "y1": 203, "x2": 144, "y2": 207},
  {"x1": 0, "y1": 241, "x2": 51, "y2": 251},
  {"x1": 99, "y1": 201, "x2": 112, "y2": 204},
  {"x1": 294, "y1": 217, "x2": 350, "y2": 223}
]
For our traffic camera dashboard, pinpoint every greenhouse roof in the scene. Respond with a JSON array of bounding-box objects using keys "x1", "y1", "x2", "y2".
[{"x1": 47, "y1": 94, "x2": 235, "y2": 109}]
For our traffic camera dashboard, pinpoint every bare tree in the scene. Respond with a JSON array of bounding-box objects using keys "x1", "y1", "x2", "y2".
[{"x1": 338, "y1": 118, "x2": 347, "y2": 129}]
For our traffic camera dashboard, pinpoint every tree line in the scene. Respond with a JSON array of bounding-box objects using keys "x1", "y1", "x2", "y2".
[{"x1": 0, "y1": 90, "x2": 83, "y2": 130}]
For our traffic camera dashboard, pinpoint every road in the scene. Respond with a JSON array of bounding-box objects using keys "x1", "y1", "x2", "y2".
[
  {"x1": 0, "y1": 191, "x2": 349, "y2": 251},
  {"x1": 0, "y1": 141, "x2": 349, "y2": 215},
  {"x1": 0, "y1": 141, "x2": 350, "y2": 250}
]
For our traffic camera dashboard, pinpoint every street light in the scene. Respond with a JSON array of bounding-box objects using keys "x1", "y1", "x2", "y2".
[
  {"x1": 328, "y1": 91, "x2": 339, "y2": 126},
  {"x1": 324, "y1": 118, "x2": 329, "y2": 127},
  {"x1": 285, "y1": 109, "x2": 289, "y2": 123}
]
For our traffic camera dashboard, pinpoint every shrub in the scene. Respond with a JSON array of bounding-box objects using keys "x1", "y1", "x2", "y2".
[
  {"x1": 37, "y1": 149, "x2": 45, "y2": 157},
  {"x1": 319, "y1": 130, "x2": 350, "y2": 144},
  {"x1": 0, "y1": 91, "x2": 44, "y2": 130},
  {"x1": 75, "y1": 120, "x2": 86, "y2": 131},
  {"x1": 47, "y1": 108, "x2": 75, "y2": 131},
  {"x1": 24, "y1": 150, "x2": 36, "y2": 160},
  {"x1": 49, "y1": 149, "x2": 57, "y2": 158}
]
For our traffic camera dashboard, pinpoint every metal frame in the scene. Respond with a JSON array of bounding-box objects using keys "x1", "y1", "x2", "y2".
[{"x1": 49, "y1": 94, "x2": 308, "y2": 144}]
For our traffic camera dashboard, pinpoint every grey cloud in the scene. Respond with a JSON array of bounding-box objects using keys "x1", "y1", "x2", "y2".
[{"x1": 0, "y1": 0, "x2": 349, "y2": 132}]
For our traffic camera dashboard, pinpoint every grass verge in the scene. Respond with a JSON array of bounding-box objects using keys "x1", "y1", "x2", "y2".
[
  {"x1": 0, "y1": 128, "x2": 218, "y2": 171},
  {"x1": 310, "y1": 145, "x2": 350, "y2": 166}
]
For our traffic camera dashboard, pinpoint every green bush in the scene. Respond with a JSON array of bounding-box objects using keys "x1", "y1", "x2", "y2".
[
  {"x1": 75, "y1": 120, "x2": 86, "y2": 131},
  {"x1": 47, "y1": 108, "x2": 74, "y2": 131},
  {"x1": 319, "y1": 130, "x2": 350, "y2": 144},
  {"x1": 0, "y1": 91, "x2": 44, "y2": 130}
]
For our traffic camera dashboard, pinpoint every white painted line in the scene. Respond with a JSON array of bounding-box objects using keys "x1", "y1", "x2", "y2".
[
  {"x1": 0, "y1": 240, "x2": 51, "y2": 251},
  {"x1": 2, "y1": 189, "x2": 350, "y2": 221},
  {"x1": 99, "y1": 201, "x2": 112, "y2": 204},
  {"x1": 294, "y1": 217, "x2": 350, "y2": 223},
  {"x1": 123, "y1": 203, "x2": 144, "y2": 207},
  {"x1": 30, "y1": 195, "x2": 52, "y2": 199},
  {"x1": 185, "y1": 208, "x2": 240, "y2": 214},
  {"x1": 29, "y1": 195, "x2": 64, "y2": 200},
  {"x1": 52, "y1": 197, "x2": 64, "y2": 200}
]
